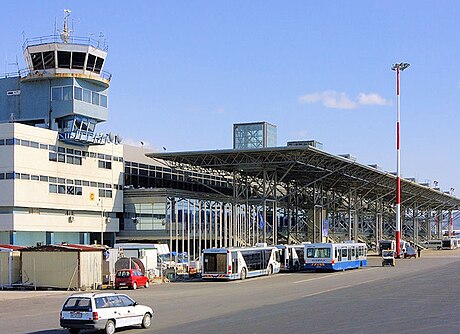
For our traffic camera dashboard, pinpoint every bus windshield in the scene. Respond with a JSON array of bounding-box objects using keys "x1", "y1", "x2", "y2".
[
  {"x1": 203, "y1": 253, "x2": 227, "y2": 274},
  {"x1": 306, "y1": 247, "x2": 331, "y2": 258}
]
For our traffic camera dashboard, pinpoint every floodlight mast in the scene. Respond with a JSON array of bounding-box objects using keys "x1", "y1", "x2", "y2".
[{"x1": 391, "y1": 62, "x2": 410, "y2": 258}]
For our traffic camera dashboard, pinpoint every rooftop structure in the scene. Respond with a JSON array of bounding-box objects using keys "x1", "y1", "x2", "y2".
[
  {"x1": 1, "y1": 10, "x2": 111, "y2": 146},
  {"x1": 233, "y1": 121, "x2": 277, "y2": 149}
]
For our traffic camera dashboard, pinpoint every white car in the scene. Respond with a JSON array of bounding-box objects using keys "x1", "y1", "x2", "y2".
[{"x1": 60, "y1": 292, "x2": 153, "y2": 334}]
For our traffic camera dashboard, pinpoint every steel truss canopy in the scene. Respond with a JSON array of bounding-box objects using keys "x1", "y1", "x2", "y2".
[{"x1": 148, "y1": 146, "x2": 460, "y2": 211}]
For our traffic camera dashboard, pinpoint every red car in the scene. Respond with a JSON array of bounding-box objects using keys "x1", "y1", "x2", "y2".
[{"x1": 115, "y1": 269, "x2": 150, "y2": 289}]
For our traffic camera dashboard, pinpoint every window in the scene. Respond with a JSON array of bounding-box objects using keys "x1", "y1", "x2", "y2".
[
  {"x1": 75, "y1": 187, "x2": 82, "y2": 196},
  {"x1": 49, "y1": 152, "x2": 57, "y2": 162},
  {"x1": 71, "y1": 52, "x2": 86, "y2": 69},
  {"x1": 100, "y1": 94, "x2": 108, "y2": 108},
  {"x1": 92, "y1": 92, "x2": 99, "y2": 105},
  {"x1": 74, "y1": 87, "x2": 83, "y2": 101},
  {"x1": 30, "y1": 141, "x2": 39, "y2": 149},
  {"x1": 63, "y1": 86, "x2": 73, "y2": 100},
  {"x1": 40, "y1": 144, "x2": 48, "y2": 150},
  {"x1": 6, "y1": 172, "x2": 16, "y2": 179},
  {"x1": 58, "y1": 154, "x2": 65, "y2": 163},
  {"x1": 52, "y1": 87, "x2": 62, "y2": 101},
  {"x1": 57, "y1": 51, "x2": 71, "y2": 68},
  {"x1": 58, "y1": 185, "x2": 66, "y2": 194},
  {"x1": 43, "y1": 51, "x2": 55, "y2": 69},
  {"x1": 40, "y1": 175, "x2": 48, "y2": 182},
  {"x1": 83, "y1": 89, "x2": 91, "y2": 103},
  {"x1": 86, "y1": 54, "x2": 96, "y2": 71},
  {"x1": 31, "y1": 175, "x2": 39, "y2": 181},
  {"x1": 49, "y1": 184, "x2": 57, "y2": 193},
  {"x1": 94, "y1": 57, "x2": 104, "y2": 73}
]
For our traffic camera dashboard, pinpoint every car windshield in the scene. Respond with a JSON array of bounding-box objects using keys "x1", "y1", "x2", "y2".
[
  {"x1": 116, "y1": 271, "x2": 131, "y2": 278},
  {"x1": 382, "y1": 251, "x2": 394, "y2": 257},
  {"x1": 63, "y1": 297, "x2": 92, "y2": 311}
]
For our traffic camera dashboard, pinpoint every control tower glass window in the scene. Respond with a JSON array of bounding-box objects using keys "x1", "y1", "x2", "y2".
[
  {"x1": 57, "y1": 51, "x2": 71, "y2": 68},
  {"x1": 86, "y1": 54, "x2": 96, "y2": 71},
  {"x1": 71, "y1": 52, "x2": 86, "y2": 69}
]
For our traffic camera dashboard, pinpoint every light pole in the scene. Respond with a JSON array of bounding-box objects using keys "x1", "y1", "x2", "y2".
[
  {"x1": 391, "y1": 62, "x2": 410, "y2": 258},
  {"x1": 98, "y1": 198, "x2": 104, "y2": 245}
]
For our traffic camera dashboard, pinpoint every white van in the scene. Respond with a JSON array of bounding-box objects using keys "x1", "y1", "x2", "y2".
[
  {"x1": 60, "y1": 292, "x2": 153, "y2": 334},
  {"x1": 423, "y1": 239, "x2": 442, "y2": 250}
]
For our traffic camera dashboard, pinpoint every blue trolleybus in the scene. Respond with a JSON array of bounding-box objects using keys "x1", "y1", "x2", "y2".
[
  {"x1": 202, "y1": 244, "x2": 281, "y2": 280},
  {"x1": 304, "y1": 242, "x2": 367, "y2": 271}
]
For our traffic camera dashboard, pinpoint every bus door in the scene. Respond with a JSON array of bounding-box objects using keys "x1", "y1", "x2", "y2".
[
  {"x1": 336, "y1": 247, "x2": 342, "y2": 262},
  {"x1": 232, "y1": 252, "x2": 238, "y2": 274},
  {"x1": 288, "y1": 248, "x2": 295, "y2": 268},
  {"x1": 348, "y1": 247, "x2": 352, "y2": 261}
]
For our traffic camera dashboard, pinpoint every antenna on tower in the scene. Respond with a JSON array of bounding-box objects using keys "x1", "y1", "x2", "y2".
[{"x1": 60, "y1": 9, "x2": 72, "y2": 43}]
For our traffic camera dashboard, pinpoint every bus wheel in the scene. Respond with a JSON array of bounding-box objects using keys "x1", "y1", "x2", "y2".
[
  {"x1": 240, "y1": 268, "x2": 247, "y2": 280},
  {"x1": 267, "y1": 265, "x2": 273, "y2": 276}
]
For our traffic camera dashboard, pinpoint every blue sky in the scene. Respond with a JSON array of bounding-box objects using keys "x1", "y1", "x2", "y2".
[{"x1": 1, "y1": 1, "x2": 460, "y2": 195}]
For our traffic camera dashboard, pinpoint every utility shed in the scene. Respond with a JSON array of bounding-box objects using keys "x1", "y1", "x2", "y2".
[
  {"x1": 0, "y1": 245, "x2": 24, "y2": 286},
  {"x1": 21, "y1": 244, "x2": 104, "y2": 290}
]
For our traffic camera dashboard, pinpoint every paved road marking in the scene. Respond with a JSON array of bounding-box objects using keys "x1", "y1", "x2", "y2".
[
  {"x1": 293, "y1": 267, "x2": 379, "y2": 284},
  {"x1": 300, "y1": 277, "x2": 382, "y2": 298}
]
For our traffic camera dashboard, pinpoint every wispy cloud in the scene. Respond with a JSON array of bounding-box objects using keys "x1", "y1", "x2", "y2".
[
  {"x1": 357, "y1": 93, "x2": 391, "y2": 106},
  {"x1": 299, "y1": 90, "x2": 390, "y2": 109}
]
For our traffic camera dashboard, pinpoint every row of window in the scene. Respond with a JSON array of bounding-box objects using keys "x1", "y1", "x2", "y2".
[
  {"x1": 125, "y1": 161, "x2": 231, "y2": 186},
  {"x1": 52, "y1": 86, "x2": 108, "y2": 108},
  {"x1": 0, "y1": 138, "x2": 123, "y2": 162},
  {"x1": 0, "y1": 172, "x2": 123, "y2": 190},
  {"x1": 49, "y1": 184, "x2": 112, "y2": 198},
  {"x1": 31, "y1": 51, "x2": 104, "y2": 74}
]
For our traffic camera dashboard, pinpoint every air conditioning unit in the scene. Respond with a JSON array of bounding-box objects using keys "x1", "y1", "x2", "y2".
[{"x1": 68, "y1": 216, "x2": 75, "y2": 223}]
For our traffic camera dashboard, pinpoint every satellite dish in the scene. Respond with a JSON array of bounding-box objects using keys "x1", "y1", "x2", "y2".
[{"x1": 108, "y1": 132, "x2": 115, "y2": 143}]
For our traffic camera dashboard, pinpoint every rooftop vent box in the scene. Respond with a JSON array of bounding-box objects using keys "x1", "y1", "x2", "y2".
[
  {"x1": 368, "y1": 164, "x2": 382, "y2": 170},
  {"x1": 339, "y1": 154, "x2": 357, "y2": 162},
  {"x1": 287, "y1": 140, "x2": 323, "y2": 149}
]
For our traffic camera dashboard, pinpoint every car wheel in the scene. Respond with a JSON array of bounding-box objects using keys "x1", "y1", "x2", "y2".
[
  {"x1": 240, "y1": 268, "x2": 247, "y2": 280},
  {"x1": 69, "y1": 329, "x2": 80, "y2": 334},
  {"x1": 105, "y1": 320, "x2": 116, "y2": 334},
  {"x1": 141, "y1": 313, "x2": 152, "y2": 328},
  {"x1": 145, "y1": 280, "x2": 149, "y2": 288},
  {"x1": 267, "y1": 265, "x2": 273, "y2": 276},
  {"x1": 132, "y1": 282, "x2": 137, "y2": 290}
]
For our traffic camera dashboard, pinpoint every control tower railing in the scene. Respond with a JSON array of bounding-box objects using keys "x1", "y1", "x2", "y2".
[{"x1": 22, "y1": 34, "x2": 108, "y2": 51}]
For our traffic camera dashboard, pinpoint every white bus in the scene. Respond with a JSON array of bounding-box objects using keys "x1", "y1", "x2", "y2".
[
  {"x1": 378, "y1": 240, "x2": 396, "y2": 255},
  {"x1": 202, "y1": 245, "x2": 281, "y2": 280},
  {"x1": 304, "y1": 242, "x2": 367, "y2": 271},
  {"x1": 423, "y1": 239, "x2": 442, "y2": 250},
  {"x1": 276, "y1": 244, "x2": 306, "y2": 271}
]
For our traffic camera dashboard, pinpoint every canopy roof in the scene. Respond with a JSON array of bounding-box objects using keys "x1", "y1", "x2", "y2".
[{"x1": 148, "y1": 146, "x2": 460, "y2": 211}]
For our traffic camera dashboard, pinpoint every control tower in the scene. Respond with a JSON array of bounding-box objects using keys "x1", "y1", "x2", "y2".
[{"x1": 0, "y1": 10, "x2": 111, "y2": 145}]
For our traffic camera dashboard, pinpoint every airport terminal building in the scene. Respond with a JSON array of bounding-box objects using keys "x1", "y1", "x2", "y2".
[{"x1": 1, "y1": 19, "x2": 460, "y2": 260}]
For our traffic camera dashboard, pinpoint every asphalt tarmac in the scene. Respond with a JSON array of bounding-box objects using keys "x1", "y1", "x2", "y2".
[{"x1": 1, "y1": 249, "x2": 459, "y2": 334}]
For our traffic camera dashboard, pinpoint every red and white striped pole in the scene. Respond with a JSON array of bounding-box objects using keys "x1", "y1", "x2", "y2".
[{"x1": 392, "y1": 62, "x2": 410, "y2": 258}]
